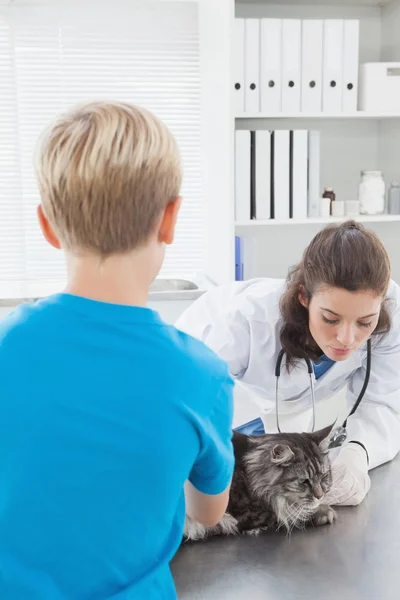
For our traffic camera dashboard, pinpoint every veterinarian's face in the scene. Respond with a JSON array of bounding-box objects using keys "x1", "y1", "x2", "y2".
[{"x1": 303, "y1": 286, "x2": 382, "y2": 361}]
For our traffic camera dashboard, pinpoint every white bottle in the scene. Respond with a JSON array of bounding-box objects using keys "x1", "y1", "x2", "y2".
[
  {"x1": 358, "y1": 171, "x2": 385, "y2": 215},
  {"x1": 320, "y1": 197, "x2": 331, "y2": 218},
  {"x1": 388, "y1": 181, "x2": 400, "y2": 215}
]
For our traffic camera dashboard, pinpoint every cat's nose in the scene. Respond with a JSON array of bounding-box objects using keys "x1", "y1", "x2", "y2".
[{"x1": 313, "y1": 484, "x2": 324, "y2": 500}]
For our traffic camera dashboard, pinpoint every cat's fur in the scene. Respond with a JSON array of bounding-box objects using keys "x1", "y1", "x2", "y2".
[{"x1": 184, "y1": 425, "x2": 336, "y2": 541}]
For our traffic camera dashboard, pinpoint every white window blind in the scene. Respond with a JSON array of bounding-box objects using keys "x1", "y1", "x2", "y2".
[{"x1": 0, "y1": 0, "x2": 203, "y2": 299}]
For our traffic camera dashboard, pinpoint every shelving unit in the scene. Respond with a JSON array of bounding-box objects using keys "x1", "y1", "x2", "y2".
[
  {"x1": 238, "y1": 0, "x2": 393, "y2": 5},
  {"x1": 236, "y1": 215, "x2": 400, "y2": 227},
  {"x1": 197, "y1": 0, "x2": 400, "y2": 287},
  {"x1": 236, "y1": 1, "x2": 394, "y2": 10},
  {"x1": 232, "y1": 0, "x2": 400, "y2": 283},
  {"x1": 236, "y1": 112, "x2": 400, "y2": 120}
]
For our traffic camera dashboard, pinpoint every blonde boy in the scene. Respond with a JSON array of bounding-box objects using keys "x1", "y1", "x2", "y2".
[{"x1": 0, "y1": 102, "x2": 234, "y2": 599}]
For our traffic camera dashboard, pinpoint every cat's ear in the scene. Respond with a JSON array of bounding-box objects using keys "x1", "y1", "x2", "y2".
[
  {"x1": 310, "y1": 423, "x2": 335, "y2": 452},
  {"x1": 271, "y1": 444, "x2": 295, "y2": 465}
]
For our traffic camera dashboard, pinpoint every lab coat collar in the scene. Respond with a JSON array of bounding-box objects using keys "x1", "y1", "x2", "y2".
[
  {"x1": 277, "y1": 347, "x2": 363, "y2": 403},
  {"x1": 315, "y1": 349, "x2": 363, "y2": 386}
]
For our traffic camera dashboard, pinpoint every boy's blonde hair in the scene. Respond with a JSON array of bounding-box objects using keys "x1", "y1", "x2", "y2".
[{"x1": 36, "y1": 101, "x2": 182, "y2": 254}]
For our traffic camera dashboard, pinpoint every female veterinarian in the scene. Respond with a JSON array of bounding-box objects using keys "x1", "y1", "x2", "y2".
[{"x1": 176, "y1": 221, "x2": 400, "y2": 507}]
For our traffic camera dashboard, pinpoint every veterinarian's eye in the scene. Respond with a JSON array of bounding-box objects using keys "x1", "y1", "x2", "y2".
[
  {"x1": 322, "y1": 316, "x2": 339, "y2": 325},
  {"x1": 358, "y1": 321, "x2": 372, "y2": 329}
]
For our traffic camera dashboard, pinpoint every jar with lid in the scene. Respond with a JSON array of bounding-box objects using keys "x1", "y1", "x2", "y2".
[{"x1": 358, "y1": 170, "x2": 385, "y2": 215}]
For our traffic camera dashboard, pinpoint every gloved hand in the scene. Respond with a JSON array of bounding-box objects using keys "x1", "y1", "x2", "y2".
[{"x1": 324, "y1": 443, "x2": 371, "y2": 507}]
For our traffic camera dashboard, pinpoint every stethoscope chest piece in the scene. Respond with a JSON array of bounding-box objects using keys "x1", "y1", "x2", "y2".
[{"x1": 328, "y1": 425, "x2": 347, "y2": 449}]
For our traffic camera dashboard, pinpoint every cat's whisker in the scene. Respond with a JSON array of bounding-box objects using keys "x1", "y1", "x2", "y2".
[
  {"x1": 284, "y1": 502, "x2": 305, "y2": 534},
  {"x1": 285, "y1": 501, "x2": 316, "y2": 534}
]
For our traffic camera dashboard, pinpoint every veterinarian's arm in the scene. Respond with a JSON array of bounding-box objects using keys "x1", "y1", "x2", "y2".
[
  {"x1": 202, "y1": 309, "x2": 250, "y2": 380},
  {"x1": 186, "y1": 373, "x2": 235, "y2": 526},
  {"x1": 345, "y1": 299, "x2": 400, "y2": 471}
]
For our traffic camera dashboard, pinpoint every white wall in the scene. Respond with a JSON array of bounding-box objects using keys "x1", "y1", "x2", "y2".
[
  {"x1": 200, "y1": 0, "x2": 235, "y2": 285},
  {"x1": 380, "y1": 0, "x2": 400, "y2": 62}
]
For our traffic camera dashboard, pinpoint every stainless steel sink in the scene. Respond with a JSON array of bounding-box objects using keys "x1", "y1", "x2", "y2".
[
  {"x1": 148, "y1": 278, "x2": 202, "y2": 301},
  {"x1": 149, "y1": 279, "x2": 198, "y2": 293},
  {"x1": 0, "y1": 279, "x2": 202, "y2": 307}
]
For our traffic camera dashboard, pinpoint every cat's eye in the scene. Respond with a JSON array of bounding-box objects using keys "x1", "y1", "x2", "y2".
[{"x1": 299, "y1": 478, "x2": 311, "y2": 487}]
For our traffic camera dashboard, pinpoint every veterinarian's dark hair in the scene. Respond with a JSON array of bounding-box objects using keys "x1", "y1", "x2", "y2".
[{"x1": 279, "y1": 220, "x2": 391, "y2": 369}]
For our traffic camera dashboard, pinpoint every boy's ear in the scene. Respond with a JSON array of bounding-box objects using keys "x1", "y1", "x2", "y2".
[
  {"x1": 158, "y1": 196, "x2": 182, "y2": 245},
  {"x1": 37, "y1": 205, "x2": 61, "y2": 249}
]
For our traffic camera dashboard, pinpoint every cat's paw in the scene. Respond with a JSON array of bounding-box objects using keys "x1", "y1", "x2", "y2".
[
  {"x1": 312, "y1": 504, "x2": 337, "y2": 527},
  {"x1": 244, "y1": 528, "x2": 261, "y2": 536}
]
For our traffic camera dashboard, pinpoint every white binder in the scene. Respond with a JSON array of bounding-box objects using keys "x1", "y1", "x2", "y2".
[
  {"x1": 322, "y1": 20, "x2": 344, "y2": 113},
  {"x1": 273, "y1": 130, "x2": 290, "y2": 220},
  {"x1": 292, "y1": 130, "x2": 308, "y2": 220},
  {"x1": 342, "y1": 20, "x2": 359, "y2": 113},
  {"x1": 301, "y1": 20, "x2": 323, "y2": 113},
  {"x1": 244, "y1": 19, "x2": 260, "y2": 114},
  {"x1": 233, "y1": 18, "x2": 245, "y2": 115},
  {"x1": 281, "y1": 19, "x2": 301, "y2": 113},
  {"x1": 235, "y1": 130, "x2": 251, "y2": 221},
  {"x1": 260, "y1": 19, "x2": 282, "y2": 114},
  {"x1": 255, "y1": 130, "x2": 271, "y2": 220},
  {"x1": 308, "y1": 130, "x2": 320, "y2": 217}
]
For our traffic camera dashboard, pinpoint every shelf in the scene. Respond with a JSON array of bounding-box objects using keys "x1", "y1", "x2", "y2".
[
  {"x1": 235, "y1": 112, "x2": 400, "y2": 120},
  {"x1": 236, "y1": 0, "x2": 392, "y2": 6},
  {"x1": 235, "y1": 215, "x2": 400, "y2": 227}
]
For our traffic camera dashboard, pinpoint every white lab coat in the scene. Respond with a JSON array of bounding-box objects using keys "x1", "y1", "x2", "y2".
[{"x1": 176, "y1": 278, "x2": 400, "y2": 470}]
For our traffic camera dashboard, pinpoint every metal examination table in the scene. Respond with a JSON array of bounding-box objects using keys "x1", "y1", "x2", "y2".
[{"x1": 172, "y1": 456, "x2": 400, "y2": 599}]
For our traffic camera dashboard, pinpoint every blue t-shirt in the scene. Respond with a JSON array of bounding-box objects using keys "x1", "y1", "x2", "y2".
[{"x1": 0, "y1": 294, "x2": 234, "y2": 599}]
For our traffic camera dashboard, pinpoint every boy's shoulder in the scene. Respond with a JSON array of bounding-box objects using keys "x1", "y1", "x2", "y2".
[
  {"x1": 0, "y1": 301, "x2": 40, "y2": 331},
  {"x1": 0, "y1": 299, "x2": 54, "y2": 349},
  {"x1": 163, "y1": 325, "x2": 233, "y2": 417},
  {"x1": 0, "y1": 296, "x2": 231, "y2": 382},
  {"x1": 165, "y1": 323, "x2": 232, "y2": 386}
]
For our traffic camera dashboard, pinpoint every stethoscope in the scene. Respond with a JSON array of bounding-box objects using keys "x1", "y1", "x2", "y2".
[{"x1": 274, "y1": 338, "x2": 372, "y2": 450}]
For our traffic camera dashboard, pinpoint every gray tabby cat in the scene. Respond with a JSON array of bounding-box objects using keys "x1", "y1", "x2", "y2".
[{"x1": 184, "y1": 425, "x2": 336, "y2": 541}]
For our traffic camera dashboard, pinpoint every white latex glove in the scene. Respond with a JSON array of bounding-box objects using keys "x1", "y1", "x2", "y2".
[{"x1": 324, "y1": 443, "x2": 371, "y2": 507}]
